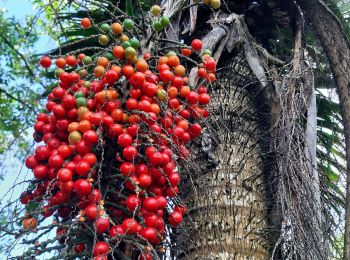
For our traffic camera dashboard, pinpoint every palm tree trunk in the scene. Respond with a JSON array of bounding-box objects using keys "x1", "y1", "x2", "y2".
[
  {"x1": 175, "y1": 53, "x2": 271, "y2": 259},
  {"x1": 295, "y1": 1, "x2": 350, "y2": 258}
]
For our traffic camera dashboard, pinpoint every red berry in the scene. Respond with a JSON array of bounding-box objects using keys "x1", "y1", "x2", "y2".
[
  {"x1": 191, "y1": 39, "x2": 203, "y2": 51},
  {"x1": 83, "y1": 130, "x2": 99, "y2": 145},
  {"x1": 49, "y1": 154, "x2": 64, "y2": 169},
  {"x1": 93, "y1": 241, "x2": 110, "y2": 256},
  {"x1": 95, "y1": 217, "x2": 110, "y2": 234},
  {"x1": 57, "y1": 168, "x2": 73, "y2": 182},
  {"x1": 40, "y1": 56, "x2": 52, "y2": 68},
  {"x1": 118, "y1": 133, "x2": 133, "y2": 148},
  {"x1": 84, "y1": 204, "x2": 98, "y2": 221},
  {"x1": 169, "y1": 211, "x2": 183, "y2": 226},
  {"x1": 25, "y1": 156, "x2": 38, "y2": 169},
  {"x1": 126, "y1": 195, "x2": 141, "y2": 211},
  {"x1": 76, "y1": 161, "x2": 91, "y2": 177},
  {"x1": 122, "y1": 146, "x2": 138, "y2": 161},
  {"x1": 122, "y1": 218, "x2": 139, "y2": 234},
  {"x1": 141, "y1": 227, "x2": 157, "y2": 242},
  {"x1": 143, "y1": 197, "x2": 158, "y2": 212},
  {"x1": 74, "y1": 179, "x2": 91, "y2": 196}
]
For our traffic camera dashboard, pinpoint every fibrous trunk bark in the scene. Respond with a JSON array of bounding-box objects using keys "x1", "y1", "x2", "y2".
[
  {"x1": 296, "y1": 1, "x2": 350, "y2": 258},
  {"x1": 174, "y1": 53, "x2": 271, "y2": 259}
]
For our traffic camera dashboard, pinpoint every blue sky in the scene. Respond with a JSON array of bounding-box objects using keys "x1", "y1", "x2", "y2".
[
  {"x1": 0, "y1": 1, "x2": 57, "y2": 258},
  {"x1": 2, "y1": 0, "x2": 56, "y2": 52}
]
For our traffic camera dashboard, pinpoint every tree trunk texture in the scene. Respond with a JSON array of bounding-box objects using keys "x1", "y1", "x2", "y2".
[
  {"x1": 295, "y1": 1, "x2": 350, "y2": 259},
  {"x1": 174, "y1": 53, "x2": 271, "y2": 259}
]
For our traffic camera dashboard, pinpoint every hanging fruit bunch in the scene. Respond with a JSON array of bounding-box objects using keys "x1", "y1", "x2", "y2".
[{"x1": 21, "y1": 3, "x2": 217, "y2": 259}]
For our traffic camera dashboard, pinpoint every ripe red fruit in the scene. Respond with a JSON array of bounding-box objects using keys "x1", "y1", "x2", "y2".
[
  {"x1": 35, "y1": 145, "x2": 51, "y2": 161},
  {"x1": 205, "y1": 59, "x2": 216, "y2": 72},
  {"x1": 105, "y1": 70, "x2": 119, "y2": 85},
  {"x1": 83, "y1": 153, "x2": 97, "y2": 166},
  {"x1": 76, "y1": 161, "x2": 91, "y2": 177},
  {"x1": 25, "y1": 156, "x2": 38, "y2": 169},
  {"x1": 169, "y1": 211, "x2": 183, "y2": 226},
  {"x1": 144, "y1": 213, "x2": 158, "y2": 227},
  {"x1": 84, "y1": 204, "x2": 98, "y2": 221},
  {"x1": 74, "y1": 179, "x2": 91, "y2": 196},
  {"x1": 160, "y1": 70, "x2": 173, "y2": 83},
  {"x1": 122, "y1": 146, "x2": 138, "y2": 161},
  {"x1": 52, "y1": 104, "x2": 66, "y2": 118},
  {"x1": 168, "y1": 172, "x2": 181, "y2": 186},
  {"x1": 60, "y1": 181, "x2": 74, "y2": 193},
  {"x1": 138, "y1": 174, "x2": 152, "y2": 187},
  {"x1": 126, "y1": 98, "x2": 139, "y2": 110},
  {"x1": 81, "y1": 18, "x2": 92, "y2": 29},
  {"x1": 33, "y1": 165, "x2": 49, "y2": 179},
  {"x1": 198, "y1": 93, "x2": 210, "y2": 105},
  {"x1": 95, "y1": 217, "x2": 110, "y2": 234},
  {"x1": 75, "y1": 140, "x2": 92, "y2": 155},
  {"x1": 73, "y1": 243, "x2": 86, "y2": 253},
  {"x1": 66, "y1": 55, "x2": 77, "y2": 67},
  {"x1": 186, "y1": 91, "x2": 198, "y2": 104},
  {"x1": 122, "y1": 218, "x2": 139, "y2": 234},
  {"x1": 120, "y1": 162, "x2": 136, "y2": 176},
  {"x1": 136, "y1": 164, "x2": 149, "y2": 176},
  {"x1": 40, "y1": 56, "x2": 52, "y2": 68},
  {"x1": 57, "y1": 168, "x2": 73, "y2": 182},
  {"x1": 148, "y1": 152, "x2": 163, "y2": 166},
  {"x1": 83, "y1": 130, "x2": 99, "y2": 145},
  {"x1": 49, "y1": 154, "x2": 64, "y2": 169},
  {"x1": 188, "y1": 123, "x2": 202, "y2": 138},
  {"x1": 62, "y1": 95, "x2": 76, "y2": 109},
  {"x1": 156, "y1": 196, "x2": 167, "y2": 209},
  {"x1": 138, "y1": 253, "x2": 153, "y2": 260},
  {"x1": 118, "y1": 133, "x2": 133, "y2": 148},
  {"x1": 191, "y1": 39, "x2": 203, "y2": 51},
  {"x1": 181, "y1": 48, "x2": 192, "y2": 56},
  {"x1": 143, "y1": 197, "x2": 158, "y2": 212},
  {"x1": 88, "y1": 189, "x2": 101, "y2": 203},
  {"x1": 110, "y1": 225, "x2": 124, "y2": 237},
  {"x1": 52, "y1": 87, "x2": 65, "y2": 99},
  {"x1": 126, "y1": 195, "x2": 141, "y2": 211},
  {"x1": 93, "y1": 241, "x2": 110, "y2": 256},
  {"x1": 141, "y1": 227, "x2": 157, "y2": 242}
]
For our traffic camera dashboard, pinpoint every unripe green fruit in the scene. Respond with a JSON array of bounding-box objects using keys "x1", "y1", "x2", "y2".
[
  {"x1": 100, "y1": 23, "x2": 110, "y2": 33},
  {"x1": 122, "y1": 41, "x2": 132, "y2": 49},
  {"x1": 74, "y1": 91, "x2": 85, "y2": 98},
  {"x1": 123, "y1": 19, "x2": 135, "y2": 30},
  {"x1": 83, "y1": 56, "x2": 92, "y2": 65},
  {"x1": 76, "y1": 97, "x2": 87, "y2": 107},
  {"x1": 153, "y1": 21, "x2": 163, "y2": 32},
  {"x1": 160, "y1": 16, "x2": 170, "y2": 27},
  {"x1": 129, "y1": 38, "x2": 141, "y2": 49}
]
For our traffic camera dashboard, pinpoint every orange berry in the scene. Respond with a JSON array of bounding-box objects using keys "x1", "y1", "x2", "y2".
[{"x1": 111, "y1": 22, "x2": 123, "y2": 35}]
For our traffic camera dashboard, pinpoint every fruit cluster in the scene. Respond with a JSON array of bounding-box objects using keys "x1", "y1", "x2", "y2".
[{"x1": 21, "y1": 6, "x2": 216, "y2": 260}]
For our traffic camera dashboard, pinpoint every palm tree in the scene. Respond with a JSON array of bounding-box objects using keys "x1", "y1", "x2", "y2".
[{"x1": 2, "y1": 0, "x2": 349, "y2": 259}]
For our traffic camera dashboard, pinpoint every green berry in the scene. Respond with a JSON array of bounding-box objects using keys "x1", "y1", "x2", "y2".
[
  {"x1": 122, "y1": 41, "x2": 132, "y2": 49},
  {"x1": 129, "y1": 38, "x2": 141, "y2": 49},
  {"x1": 160, "y1": 16, "x2": 170, "y2": 27},
  {"x1": 100, "y1": 23, "x2": 110, "y2": 33},
  {"x1": 83, "y1": 56, "x2": 92, "y2": 65},
  {"x1": 123, "y1": 19, "x2": 135, "y2": 30},
  {"x1": 153, "y1": 21, "x2": 163, "y2": 32},
  {"x1": 74, "y1": 91, "x2": 85, "y2": 99},
  {"x1": 76, "y1": 97, "x2": 87, "y2": 107}
]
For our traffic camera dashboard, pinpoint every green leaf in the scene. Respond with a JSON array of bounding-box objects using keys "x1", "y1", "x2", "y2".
[{"x1": 126, "y1": 0, "x2": 134, "y2": 16}]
